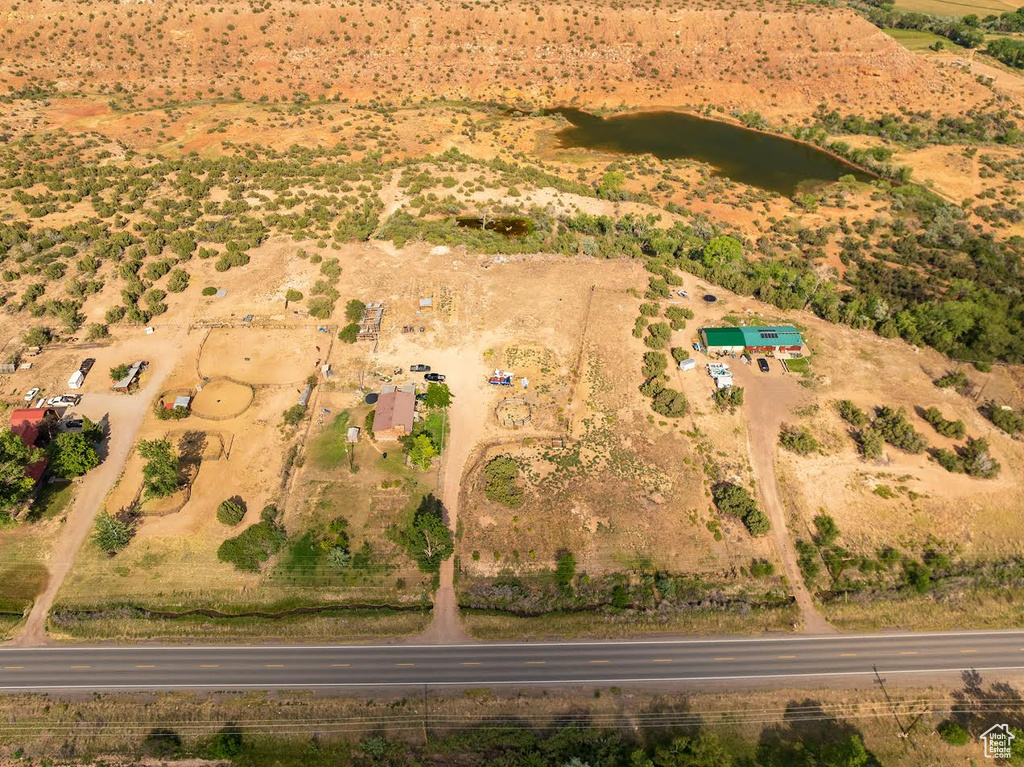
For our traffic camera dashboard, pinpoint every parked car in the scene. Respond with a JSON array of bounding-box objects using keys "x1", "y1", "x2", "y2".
[
  {"x1": 23, "y1": 387, "x2": 39, "y2": 402},
  {"x1": 757, "y1": 358, "x2": 770, "y2": 373},
  {"x1": 68, "y1": 370, "x2": 85, "y2": 389},
  {"x1": 79, "y1": 358, "x2": 95, "y2": 374},
  {"x1": 48, "y1": 394, "x2": 81, "y2": 407},
  {"x1": 424, "y1": 373, "x2": 446, "y2": 382},
  {"x1": 410, "y1": 364, "x2": 431, "y2": 372}
]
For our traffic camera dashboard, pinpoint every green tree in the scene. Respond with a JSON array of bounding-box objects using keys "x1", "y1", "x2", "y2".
[
  {"x1": 216, "y1": 499, "x2": 246, "y2": 526},
  {"x1": 166, "y1": 268, "x2": 190, "y2": 293},
  {"x1": 338, "y1": 323, "x2": 360, "y2": 343},
  {"x1": 47, "y1": 433, "x2": 99, "y2": 478},
  {"x1": 0, "y1": 430, "x2": 43, "y2": 512},
  {"x1": 22, "y1": 326, "x2": 51, "y2": 347},
  {"x1": 109, "y1": 363, "x2": 131, "y2": 382},
  {"x1": 92, "y1": 510, "x2": 134, "y2": 554},
  {"x1": 285, "y1": 289, "x2": 303, "y2": 302},
  {"x1": 406, "y1": 433, "x2": 438, "y2": 470},
  {"x1": 423, "y1": 382, "x2": 453, "y2": 409},
  {"x1": 137, "y1": 439, "x2": 178, "y2": 498},
  {"x1": 345, "y1": 299, "x2": 366, "y2": 322},
  {"x1": 282, "y1": 405, "x2": 306, "y2": 426},
  {"x1": 642, "y1": 351, "x2": 668, "y2": 379},
  {"x1": 653, "y1": 731, "x2": 733, "y2": 766},
  {"x1": 555, "y1": 550, "x2": 576, "y2": 594},
  {"x1": 397, "y1": 494, "x2": 453, "y2": 573},
  {"x1": 701, "y1": 235, "x2": 743, "y2": 268}
]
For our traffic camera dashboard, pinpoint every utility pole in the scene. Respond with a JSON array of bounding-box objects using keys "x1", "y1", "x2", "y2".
[{"x1": 422, "y1": 683, "x2": 430, "y2": 746}]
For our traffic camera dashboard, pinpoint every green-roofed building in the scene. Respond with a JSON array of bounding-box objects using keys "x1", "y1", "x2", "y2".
[{"x1": 699, "y1": 326, "x2": 805, "y2": 357}]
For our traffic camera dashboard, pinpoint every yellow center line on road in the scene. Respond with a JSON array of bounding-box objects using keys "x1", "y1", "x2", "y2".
[
  {"x1": 200, "y1": 665, "x2": 220, "y2": 668},
  {"x1": 714, "y1": 657, "x2": 735, "y2": 661},
  {"x1": 960, "y1": 649, "x2": 978, "y2": 654},
  {"x1": 265, "y1": 664, "x2": 284, "y2": 668},
  {"x1": 135, "y1": 665, "x2": 155, "y2": 669},
  {"x1": 461, "y1": 662, "x2": 481, "y2": 666},
  {"x1": 651, "y1": 659, "x2": 673, "y2": 663},
  {"x1": 525, "y1": 661, "x2": 547, "y2": 665},
  {"x1": 396, "y1": 663, "x2": 415, "y2": 667},
  {"x1": 839, "y1": 653, "x2": 858, "y2": 657},
  {"x1": 330, "y1": 664, "x2": 350, "y2": 668},
  {"x1": 589, "y1": 660, "x2": 610, "y2": 664},
  {"x1": 70, "y1": 666, "x2": 91, "y2": 669},
  {"x1": 3, "y1": 666, "x2": 24, "y2": 670},
  {"x1": 899, "y1": 651, "x2": 919, "y2": 656},
  {"x1": 777, "y1": 655, "x2": 798, "y2": 660}
]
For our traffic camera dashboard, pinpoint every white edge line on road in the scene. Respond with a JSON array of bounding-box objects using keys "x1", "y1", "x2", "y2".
[
  {"x1": 2, "y1": 665, "x2": 1024, "y2": 691},
  {"x1": 4, "y1": 630, "x2": 1024, "y2": 654}
]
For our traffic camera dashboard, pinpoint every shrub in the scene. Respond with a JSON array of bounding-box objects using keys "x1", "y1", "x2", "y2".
[
  {"x1": 484, "y1": 456, "x2": 522, "y2": 508},
  {"x1": 642, "y1": 351, "x2": 667, "y2": 379},
  {"x1": 216, "y1": 499, "x2": 246, "y2": 526},
  {"x1": 873, "y1": 406, "x2": 926, "y2": 453},
  {"x1": 639, "y1": 302, "x2": 659, "y2": 317},
  {"x1": 796, "y1": 539, "x2": 821, "y2": 582},
  {"x1": 282, "y1": 404, "x2": 306, "y2": 426},
  {"x1": 166, "y1": 268, "x2": 190, "y2": 293},
  {"x1": 986, "y1": 403, "x2": 1024, "y2": 436},
  {"x1": 652, "y1": 388, "x2": 688, "y2": 417},
  {"x1": 645, "y1": 322, "x2": 671, "y2": 349},
  {"x1": 959, "y1": 436, "x2": 1000, "y2": 478},
  {"x1": 555, "y1": 550, "x2": 576, "y2": 593},
  {"x1": 307, "y1": 297, "x2": 333, "y2": 319},
  {"x1": 713, "y1": 386, "x2": 744, "y2": 410},
  {"x1": 921, "y1": 406, "x2": 965, "y2": 439},
  {"x1": 856, "y1": 426, "x2": 884, "y2": 459},
  {"x1": 338, "y1": 322, "x2": 359, "y2": 343},
  {"x1": 712, "y1": 482, "x2": 770, "y2": 536},
  {"x1": 933, "y1": 370, "x2": 970, "y2": 394},
  {"x1": 750, "y1": 558, "x2": 775, "y2": 577},
  {"x1": 405, "y1": 433, "x2": 438, "y2": 470},
  {"x1": 86, "y1": 323, "x2": 108, "y2": 341},
  {"x1": 22, "y1": 326, "x2": 51, "y2": 347},
  {"x1": 836, "y1": 399, "x2": 867, "y2": 427},
  {"x1": 214, "y1": 251, "x2": 250, "y2": 272},
  {"x1": 778, "y1": 424, "x2": 820, "y2": 455},
  {"x1": 217, "y1": 515, "x2": 286, "y2": 572},
  {"x1": 671, "y1": 346, "x2": 689, "y2": 363},
  {"x1": 201, "y1": 286, "x2": 218, "y2": 296},
  {"x1": 937, "y1": 721, "x2": 970, "y2": 746},
  {"x1": 285, "y1": 289, "x2": 303, "y2": 302},
  {"x1": 105, "y1": 305, "x2": 127, "y2": 324},
  {"x1": 665, "y1": 306, "x2": 691, "y2": 330}
]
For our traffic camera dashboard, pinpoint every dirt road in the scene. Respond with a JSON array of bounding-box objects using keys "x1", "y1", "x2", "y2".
[
  {"x1": 12, "y1": 329, "x2": 187, "y2": 646},
  {"x1": 414, "y1": 345, "x2": 496, "y2": 644},
  {"x1": 733, "y1": 363, "x2": 836, "y2": 635}
]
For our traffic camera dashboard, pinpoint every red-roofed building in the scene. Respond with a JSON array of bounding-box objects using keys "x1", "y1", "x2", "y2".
[{"x1": 9, "y1": 408, "x2": 56, "y2": 485}]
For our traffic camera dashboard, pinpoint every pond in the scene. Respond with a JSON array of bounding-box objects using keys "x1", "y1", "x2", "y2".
[
  {"x1": 455, "y1": 216, "x2": 533, "y2": 236},
  {"x1": 549, "y1": 108, "x2": 874, "y2": 198}
]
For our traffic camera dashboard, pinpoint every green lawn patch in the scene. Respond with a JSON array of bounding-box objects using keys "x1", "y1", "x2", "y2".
[
  {"x1": 26, "y1": 481, "x2": 74, "y2": 522},
  {"x1": 308, "y1": 411, "x2": 351, "y2": 468},
  {"x1": 883, "y1": 28, "x2": 966, "y2": 52},
  {"x1": 784, "y1": 357, "x2": 811, "y2": 375}
]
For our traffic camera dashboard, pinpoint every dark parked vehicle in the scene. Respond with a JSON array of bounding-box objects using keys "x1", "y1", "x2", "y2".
[
  {"x1": 410, "y1": 364, "x2": 431, "y2": 372},
  {"x1": 757, "y1": 358, "x2": 770, "y2": 373},
  {"x1": 79, "y1": 357, "x2": 96, "y2": 374},
  {"x1": 424, "y1": 373, "x2": 446, "y2": 382}
]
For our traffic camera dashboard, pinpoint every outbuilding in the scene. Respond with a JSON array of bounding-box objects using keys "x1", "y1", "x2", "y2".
[{"x1": 699, "y1": 326, "x2": 805, "y2": 357}]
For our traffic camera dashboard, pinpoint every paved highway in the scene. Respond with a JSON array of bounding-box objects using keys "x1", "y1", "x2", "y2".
[{"x1": 2, "y1": 631, "x2": 1024, "y2": 691}]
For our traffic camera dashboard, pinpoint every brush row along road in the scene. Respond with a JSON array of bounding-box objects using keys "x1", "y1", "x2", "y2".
[{"x1": 1, "y1": 631, "x2": 1023, "y2": 692}]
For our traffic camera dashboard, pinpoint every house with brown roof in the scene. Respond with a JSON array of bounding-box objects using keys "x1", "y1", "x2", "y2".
[
  {"x1": 372, "y1": 390, "x2": 415, "y2": 440},
  {"x1": 9, "y1": 408, "x2": 56, "y2": 484}
]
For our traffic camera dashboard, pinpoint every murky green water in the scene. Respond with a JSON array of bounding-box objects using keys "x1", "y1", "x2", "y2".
[{"x1": 550, "y1": 108, "x2": 873, "y2": 198}]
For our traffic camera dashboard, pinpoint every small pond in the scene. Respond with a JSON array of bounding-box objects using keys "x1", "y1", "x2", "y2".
[
  {"x1": 455, "y1": 216, "x2": 533, "y2": 236},
  {"x1": 550, "y1": 108, "x2": 873, "y2": 198}
]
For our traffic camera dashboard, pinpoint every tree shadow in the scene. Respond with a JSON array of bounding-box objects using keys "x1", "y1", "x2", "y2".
[
  {"x1": 950, "y1": 669, "x2": 1024, "y2": 735},
  {"x1": 757, "y1": 698, "x2": 878, "y2": 766},
  {"x1": 176, "y1": 430, "x2": 208, "y2": 481}
]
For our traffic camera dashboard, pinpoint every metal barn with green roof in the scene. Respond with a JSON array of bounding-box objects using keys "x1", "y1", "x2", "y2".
[{"x1": 699, "y1": 326, "x2": 805, "y2": 356}]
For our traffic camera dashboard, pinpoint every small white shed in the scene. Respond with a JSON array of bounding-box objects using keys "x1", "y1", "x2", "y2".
[{"x1": 678, "y1": 358, "x2": 696, "y2": 372}]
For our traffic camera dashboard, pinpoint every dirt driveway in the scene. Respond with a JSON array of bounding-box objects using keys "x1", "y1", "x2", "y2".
[
  {"x1": 731, "y1": 361, "x2": 835, "y2": 634},
  {"x1": 12, "y1": 329, "x2": 187, "y2": 646}
]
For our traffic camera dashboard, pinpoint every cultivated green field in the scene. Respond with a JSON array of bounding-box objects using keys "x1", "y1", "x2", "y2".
[{"x1": 894, "y1": 0, "x2": 1021, "y2": 15}]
